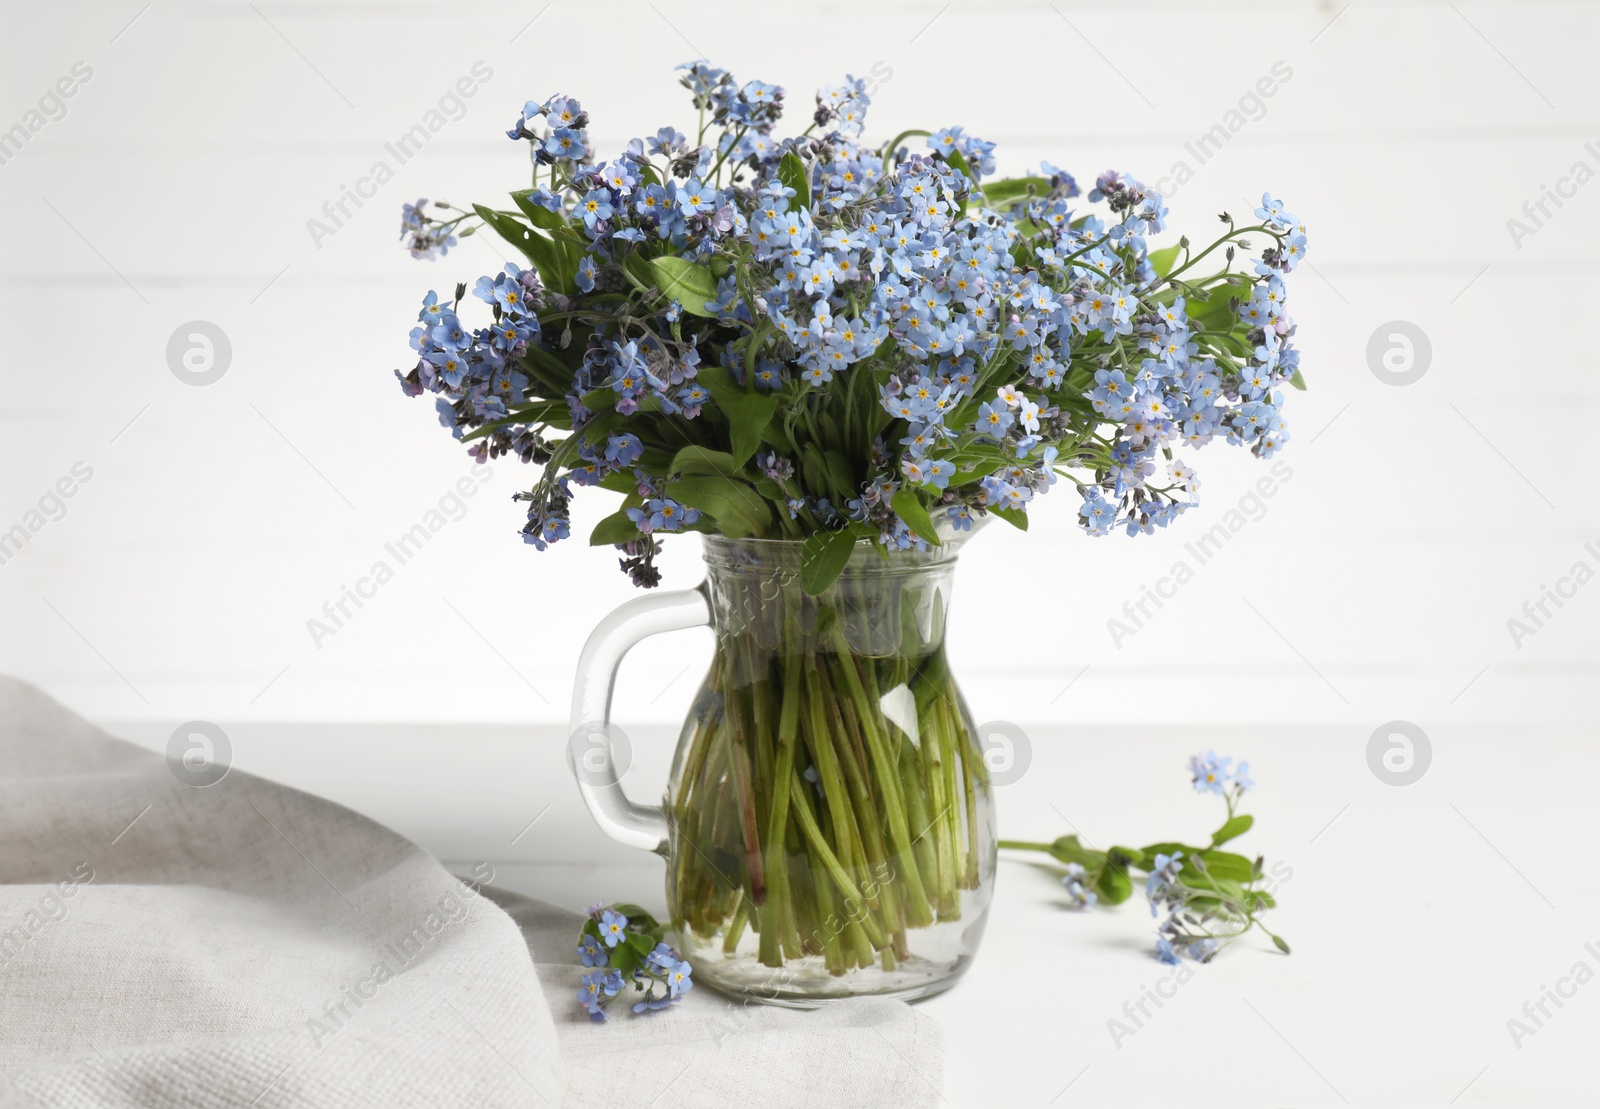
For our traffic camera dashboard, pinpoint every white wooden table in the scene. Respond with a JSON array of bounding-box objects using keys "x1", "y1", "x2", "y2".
[{"x1": 109, "y1": 719, "x2": 1594, "y2": 1107}]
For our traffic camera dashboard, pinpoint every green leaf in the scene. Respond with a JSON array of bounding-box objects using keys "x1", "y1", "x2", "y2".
[
  {"x1": 523, "y1": 341, "x2": 582, "y2": 385},
  {"x1": 1136, "y1": 841, "x2": 1190, "y2": 859},
  {"x1": 1149, "y1": 244, "x2": 1182, "y2": 278},
  {"x1": 1183, "y1": 876, "x2": 1249, "y2": 909},
  {"x1": 696, "y1": 367, "x2": 780, "y2": 467},
  {"x1": 669, "y1": 445, "x2": 738, "y2": 478},
  {"x1": 621, "y1": 249, "x2": 656, "y2": 291},
  {"x1": 590, "y1": 507, "x2": 642, "y2": 546},
  {"x1": 581, "y1": 410, "x2": 624, "y2": 447},
  {"x1": 457, "y1": 400, "x2": 567, "y2": 442},
  {"x1": 648, "y1": 256, "x2": 720, "y2": 317},
  {"x1": 990, "y1": 506, "x2": 1029, "y2": 531},
  {"x1": 978, "y1": 175, "x2": 1051, "y2": 207},
  {"x1": 509, "y1": 191, "x2": 569, "y2": 232},
  {"x1": 580, "y1": 384, "x2": 621, "y2": 414},
  {"x1": 609, "y1": 903, "x2": 659, "y2": 926},
  {"x1": 1186, "y1": 277, "x2": 1249, "y2": 328},
  {"x1": 949, "y1": 457, "x2": 1009, "y2": 487},
  {"x1": 1133, "y1": 842, "x2": 1207, "y2": 876},
  {"x1": 472, "y1": 204, "x2": 540, "y2": 259},
  {"x1": 1289, "y1": 369, "x2": 1307, "y2": 390},
  {"x1": 1210, "y1": 814, "x2": 1254, "y2": 847},
  {"x1": 751, "y1": 475, "x2": 786, "y2": 504},
  {"x1": 800, "y1": 443, "x2": 828, "y2": 494},
  {"x1": 1272, "y1": 934, "x2": 1292, "y2": 955},
  {"x1": 1196, "y1": 850, "x2": 1256, "y2": 884},
  {"x1": 730, "y1": 395, "x2": 781, "y2": 467},
  {"x1": 473, "y1": 203, "x2": 574, "y2": 293},
  {"x1": 1107, "y1": 845, "x2": 1145, "y2": 868},
  {"x1": 530, "y1": 239, "x2": 577, "y2": 295},
  {"x1": 801, "y1": 528, "x2": 860, "y2": 596},
  {"x1": 1095, "y1": 863, "x2": 1133, "y2": 905},
  {"x1": 814, "y1": 412, "x2": 845, "y2": 453},
  {"x1": 760, "y1": 418, "x2": 795, "y2": 454},
  {"x1": 609, "y1": 944, "x2": 643, "y2": 980},
  {"x1": 778, "y1": 151, "x2": 810, "y2": 211},
  {"x1": 665, "y1": 476, "x2": 773, "y2": 539},
  {"x1": 1042, "y1": 835, "x2": 1103, "y2": 870},
  {"x1": 822, "y1": 450, "x2": 857, "y2": 501},
  {"x1": 889, "y1": 488, "x2": 942, "y2": 546}
]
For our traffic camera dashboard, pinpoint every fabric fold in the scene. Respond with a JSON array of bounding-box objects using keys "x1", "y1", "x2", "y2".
[{"x1": 0, "y1": 676, "x2": 559, "y2": 1109}]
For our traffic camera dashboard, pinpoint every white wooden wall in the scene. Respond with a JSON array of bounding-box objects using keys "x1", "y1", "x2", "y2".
[{"x1": 2, "y1": 0, "x2": 1596, "y2": 744}]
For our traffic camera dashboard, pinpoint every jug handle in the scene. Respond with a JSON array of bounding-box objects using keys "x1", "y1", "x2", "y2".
[{"x1": 568, "y1": 585, "x2": 711, "y2": 853}]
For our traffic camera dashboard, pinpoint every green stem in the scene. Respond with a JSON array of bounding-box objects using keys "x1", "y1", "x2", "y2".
[
  {"x1": 819, "y1": 666, "x2": 904, "y2": 932},
  {"x1": 728, "y1": 693, "x2": 767, "y2": 908},
  {"x1": 998, "y1": 839, "x2": 1057, "y2": 853},
  {"x1": 786, "y1": 764, "x2": 886, "y2": 950},
  {"x1": 825, "y1": 622, "x2": 934, "y2": 927},
  {"x1": 757, "y1": 603, "x2": 803, "y2": 967},
  {"x1": 722, "y1": 897, "x2": 750, "y2": 954},
  {"x1": 959, "y1": 713, "x2": 981, "y2": 888}
]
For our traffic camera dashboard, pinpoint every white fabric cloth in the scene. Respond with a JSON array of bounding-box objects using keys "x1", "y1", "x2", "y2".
[
  {"x1": 0, "y1": 677, "x2": 943, "y2": 1108},
  {"x1": 495, "y1": 893, "x2": 945, "y2": 1109}
]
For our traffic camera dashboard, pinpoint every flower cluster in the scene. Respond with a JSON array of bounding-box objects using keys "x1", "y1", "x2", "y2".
[
  {"x1": 391, "y1": 61, "x2": 1306, "y2": 591},
  {"x1": 1000, "y1": 753, "x2": 1288, "y2": 964},
  {"x1": 1189, "y1": 750, "x2": 1254, "y2": 798},
  {"x1": 399, "y1": 198, "x2": 465, "y2": 260},
  {"x1": 1061, "y1": 861, "x2": 1097, "y2": 909},
  {"x1": 575, "y1": 903, "x2": 693, "y2": 1022}
]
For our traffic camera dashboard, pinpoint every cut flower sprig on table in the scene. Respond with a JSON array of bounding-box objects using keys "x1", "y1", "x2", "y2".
[
  {"x1": 575, "y1": 903, "x2": 693, "y2": 1022},
  {"x1": 392, "y1": 60, "x2": 1307, "y2": 594},
  {"x1": 1001, "y1": 753, "x2": 1289, "y2": 965}
]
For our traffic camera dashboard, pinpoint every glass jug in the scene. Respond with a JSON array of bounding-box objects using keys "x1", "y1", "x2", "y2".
[{"x1": 569, "y1": 532, "x2": 995, "y2": 1005}]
